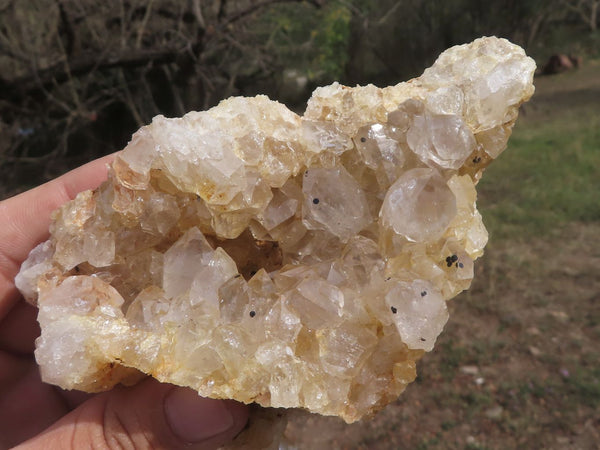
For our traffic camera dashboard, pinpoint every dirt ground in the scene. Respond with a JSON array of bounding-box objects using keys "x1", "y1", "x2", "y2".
[{"x1": 282, "y1": 64, "x2": 600, "y2": 449}]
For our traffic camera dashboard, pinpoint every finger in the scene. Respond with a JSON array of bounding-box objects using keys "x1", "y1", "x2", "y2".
[
  {"x1": 0, "y1": 301, "x2": 39, "y2": 354},
  {"x1": 56, "y1": 387, "x2": 94, "y2": 410},
  {"x1": 0, "y1": 154, "x2": 115, "y2": 319},
  {"x1": 0, "y1": 353, "x2": 68, "y2": 449},
  {"x1": 15, "y1": 378, "x2": 249, "y2": 450}
]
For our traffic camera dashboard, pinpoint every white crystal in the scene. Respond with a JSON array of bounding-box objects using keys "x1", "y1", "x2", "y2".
[
  {"x1": 162, "y1": 227, "x2": 215, "y2": 298},
  {"x1": 385, "y1": 280, "x2": 448, "y2": 351},
  {"x1": 14, "y1": 240, "x2": 54, "y2": 302},
  {"x1": 380, "y1": 168, "x2": 457, "y2": 242},
  {"x1": 407, "y1": 111, "x2": 476, "y2": 169},
  {"x1": 301, "y1": 166, "x2": 371, "y2": 241}
]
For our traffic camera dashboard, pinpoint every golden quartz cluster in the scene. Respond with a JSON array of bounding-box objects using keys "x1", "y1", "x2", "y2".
[{"x1": 17, "y1": 37, "x2": 534, "y2": 424}]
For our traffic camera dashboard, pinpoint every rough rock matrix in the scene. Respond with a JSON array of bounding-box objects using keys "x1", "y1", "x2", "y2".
[{"x1": 17, "y1": 37, "x2": 535, "y2": 424}]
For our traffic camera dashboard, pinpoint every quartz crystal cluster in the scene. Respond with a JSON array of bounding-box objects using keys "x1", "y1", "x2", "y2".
[{"x1": 17, "y1": 37, "x2": 535, "y2": 424}]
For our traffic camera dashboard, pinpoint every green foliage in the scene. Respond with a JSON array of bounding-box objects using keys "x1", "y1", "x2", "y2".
[
  {"x1": 255, "y1": 1, "x2": 352, "y2": 82},
  {"x1": 312, "y1": 4, "x2": 352, "y2": 80}
]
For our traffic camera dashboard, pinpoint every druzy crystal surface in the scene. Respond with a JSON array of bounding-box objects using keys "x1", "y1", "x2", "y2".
[{"x1": 17, "y1": 37, "x2": 535, "y2": 423}]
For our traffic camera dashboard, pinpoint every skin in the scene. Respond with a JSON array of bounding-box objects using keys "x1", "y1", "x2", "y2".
[{"x1": 0, "y1": 155, "x2": 248, "y2": 449}]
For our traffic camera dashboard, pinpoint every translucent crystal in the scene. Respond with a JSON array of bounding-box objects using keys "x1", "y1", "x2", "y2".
[
  {"x1": 301, "y1": 166, "x2": 371, "y2": 240},
  {"x1": 380, "y1": 168, "x2": 457, "y2": 242},
  {"x1": 406, "y1": 110, "x2": 476, "y2": 169},
  {"x1": 16, "y1": 37, "x2": 535, "y2": 426},
  {"x1": 385, "y1": 280, "x2": 448, "y2": 352}
]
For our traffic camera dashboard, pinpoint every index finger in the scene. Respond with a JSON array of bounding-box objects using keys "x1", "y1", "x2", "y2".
[{"x1": 0, "y1": 154, "x2": 115, "y2": 319}]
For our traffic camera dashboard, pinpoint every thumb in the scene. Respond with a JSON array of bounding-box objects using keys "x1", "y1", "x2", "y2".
[{"x1": 16, "y1": 378, "x2": 248, "y2": 450}]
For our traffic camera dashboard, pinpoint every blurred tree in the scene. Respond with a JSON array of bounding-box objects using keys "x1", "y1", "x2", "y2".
[
  {"x1": 249, "y1": 0, "x2": 352, "y2": 98},
  {"x1": 0, "y1": 0, "x2": 595, "y2": 198},
  {"x1": 0, "y1": 0, "x2": 322, "y2": 196},
  {"x1": 343, "y1": 0, "x2": 566, "y2": 86},
  {"x1": 560, "y1": 0, "x2": 599, "y2": 30}
]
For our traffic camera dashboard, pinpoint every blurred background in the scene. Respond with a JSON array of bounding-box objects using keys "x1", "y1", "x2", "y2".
[{"x1": 1, "y1": 0, "x2": 598, "y2": 448}]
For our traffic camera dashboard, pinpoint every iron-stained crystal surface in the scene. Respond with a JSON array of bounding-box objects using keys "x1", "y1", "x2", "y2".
[{"x1": 17, "y1": 37, "x2": 535, "y2": 427}]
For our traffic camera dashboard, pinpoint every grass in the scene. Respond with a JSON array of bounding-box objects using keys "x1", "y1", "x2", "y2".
[{"x1": 478, "y1": 105, "x2": 600, "y2": 240}]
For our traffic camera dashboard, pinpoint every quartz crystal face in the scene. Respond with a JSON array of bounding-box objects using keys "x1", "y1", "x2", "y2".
[{"x1": 16, "y1": 37, "x2": 535, "y2": 424}]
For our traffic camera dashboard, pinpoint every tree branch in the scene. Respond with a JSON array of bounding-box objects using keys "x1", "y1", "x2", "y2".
[
  {"x1": 0, "y1": 46, "x2": 186, "y2": 101},
  {"x1": 220, "y1": 0, "x2": 321, "y2": 28}
]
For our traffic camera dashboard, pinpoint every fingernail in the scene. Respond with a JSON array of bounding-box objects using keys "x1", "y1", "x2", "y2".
[{"x1": 165, "y1": 387, "x2": 234, "y2": 442}]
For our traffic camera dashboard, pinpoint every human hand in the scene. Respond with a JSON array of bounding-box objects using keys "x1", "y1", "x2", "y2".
[{"x1": 0, "y1": 156, "x2": 248, "y2": 449}]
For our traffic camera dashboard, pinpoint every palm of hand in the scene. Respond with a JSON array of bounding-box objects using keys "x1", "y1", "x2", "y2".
[{"x1": 0, "y1": 156, "x2": 112, "y2": 448}]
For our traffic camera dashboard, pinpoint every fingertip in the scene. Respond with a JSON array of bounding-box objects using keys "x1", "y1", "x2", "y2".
[
  {"x1": 165, "y1": 387, "x2": 249, "y2": 448},
  {"x1": 165, "y1": 388, "x2": 233, "y2": 442},
  {"x1": 223, "y1": 399, "x2": 250, "y2": 441}
]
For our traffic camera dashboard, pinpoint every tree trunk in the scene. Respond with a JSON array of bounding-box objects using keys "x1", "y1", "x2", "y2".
[{"x1": 590, "y1": 0, "x2": 598, "y2": 31}]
